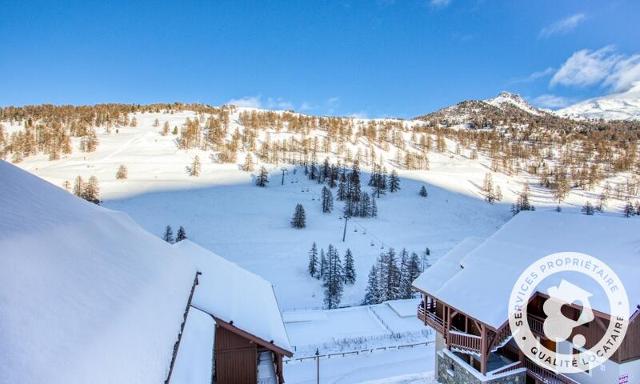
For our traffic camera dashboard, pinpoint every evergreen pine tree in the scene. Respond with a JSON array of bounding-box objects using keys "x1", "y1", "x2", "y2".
[
  {"x1": 624, "y1": 201, "x2": 636, "y2": 217},
  {"x1": 162, "y1": 225, "x2": 174, "y2": 244},
  {"x1": 308, "y1": 242, "x2": 319, "y2": 278},
  {"x1": 378, "y1": 248, "x2": 400, "y2": 301},
  {"x1": 256, "y1": 166, "x2": 269, "y2": 187},
  {"x1": 321, "y1": 186, "x2": 333, "y2": 213},
  {"x1": 389, "y1": 170, "x2": 400, "y2": 192},
  {"x1": 328, "y1": 165, "x2": 338, "y2": 188},
  {"x1": 419, "y1": 185, "x2": 428, "y2": 197},
  {"x1": 176, "y1": 226, "x2": 187, "y2": 242},
  {"x1": 370, "y1": 193, "x2": 378, "y2": 218},
  {"x1": 398, "y1": 249, "x2": 412, "y2": 299},
  {"x1": 291, "y1": 204, "x2": 306, "y2": 228},
  {"x1": 344, "y1": 248, "x2": 356, "y2": 285},
  {"x1": 309, "y1": 162, "x2": 317, "y2": 180},
  {"x1": 319, "y1": 249, "x2": 327, "y2": 278},
  {"x1": 409, "y1": 252, "x2": 422, "y2": 276},
  {"x1": 322, "y1": 158, "x2": 330, "y2": 181},
  {"x1": 359, "y1": 192, "x2": 371, "y2": 217},
  {"x1": 323, "y1": 245, "x2": 344, "y2": 309},
  {"x1": 581, "y1": 201, "x2": 595, "y2": 215},
  {"x1": 349, "y1": 162, "x2": 362, "y2": 200},
  {"x1": 512, "y1": 184, "x2": 534, "y2": 215},
  {"x1": 337, "y1": 178, "x2": 347, "y2": 201},
  {"x1": 370, "y1": 164, "x2": 387, "y2": 198},
  {"x1": 362, "y1": 265, "x2": 381, "y2": 305}
]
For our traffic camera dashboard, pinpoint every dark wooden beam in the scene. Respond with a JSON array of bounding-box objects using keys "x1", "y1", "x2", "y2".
[{"x1": 480, "y1": 324, "x2": 488, "y2": 375}]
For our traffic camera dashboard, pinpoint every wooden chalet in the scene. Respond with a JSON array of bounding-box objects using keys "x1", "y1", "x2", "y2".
[
  {"x1": 171, "y1": 240, "x2": 293, "y2": 384},
  {"x1": 412, "y1": 212, "x2": 640, "y2": 384},
  {"x1": 212, "y1": 315, "x2": 292, "y2": 384}
]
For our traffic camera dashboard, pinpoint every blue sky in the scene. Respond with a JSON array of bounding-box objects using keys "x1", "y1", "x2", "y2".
[{"x1": 1, "y1": 0, "x2": 639, "y2": 117}]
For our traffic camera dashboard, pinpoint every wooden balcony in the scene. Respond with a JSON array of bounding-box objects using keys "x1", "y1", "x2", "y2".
[
  {"x1": 448, "y1": 330, "x2": 482, "y2": 354},
  {"x1": 527, "y1": 313, "x2": 545, "y2": 336},
  {"x1": 417, "y1": 306, "x2": 444, "y2": 334}
]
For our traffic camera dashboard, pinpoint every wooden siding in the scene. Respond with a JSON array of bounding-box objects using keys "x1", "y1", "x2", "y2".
[
  {"x1": 529, "y1": 294, "x2": 640, "y2": 364},
  {"x1": 615, "y1": 310, "x2": 640, "y2": 363},
  {"x1": 215, "y1": 326, "x2": 257, "y2": 384}
]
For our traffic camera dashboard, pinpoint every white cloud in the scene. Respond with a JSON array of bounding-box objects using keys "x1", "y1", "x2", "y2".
[
  {"x1": 511, "y1": 67, "x2": 555, "y2": 84},
  {"x1": 539, "y1": 13, "x2": 586, "y2": 38},
  {"x1": 604, "y1": 54, "x2": 640, "y2": 92},
  {"x1": 550, "y1": 46, "x2": 640, "y2": 92},
  {"x1": 429, "y1": 0, "x2": 451, "y2": 7},
  {"x1": 550, "y1": 46, "x2": 621, "y2": 87},
  {"x1": 226, "y1": 96, "x2": 345, "y2": 114},
  {"x1": 348, "y1": 111, "x2": 368, "y2": 119},
  {"x1": 532, "y1": 94, "x2": 571, "y2": 109},
  {"x1": 299, "y1": 102, "x2": 315, "y2": 111},
  {"x1": 226, "y1": 96, "x2": 295, "y2": 110},
  {"x1": 526, "y1": 67, "x2": 556, "y2": 81},
  {"x1": 226, "y1": 96, "x2": 262, "y2": 108},
  {"x1": 265, "y1": 97, "x2": 294, "y2": 110}
]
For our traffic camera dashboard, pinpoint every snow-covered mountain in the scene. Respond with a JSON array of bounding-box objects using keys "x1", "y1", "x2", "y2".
[
  {"x1": 485, "y1": 91, "x2": 543, "y2": 116},
  {"x1": 557, "y1": 82, "x2": 640, "y2": 121},
  {"x1": 416, "y1": 91, "x2": 557, "y2": 129}
]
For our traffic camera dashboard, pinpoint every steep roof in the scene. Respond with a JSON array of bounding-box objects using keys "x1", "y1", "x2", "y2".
[
  {"x1": 171, "y1": 307, "x2": 215, "y2": 384},
  {"x1": 412, "y1": 237, "x2": 484, "y2": 295},
  {"x1": 413, "y1": 211, "x2": 640, "y2": 329},
  {"x1": 0, "y1": 161, "x2": 197, "y2": 384},
  {"x1": 175, "y1": 240, "x2": 291, "y2": 354}
]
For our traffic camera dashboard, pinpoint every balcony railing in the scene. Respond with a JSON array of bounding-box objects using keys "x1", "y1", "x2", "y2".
[
  {"x1": 448, "y1": 330, "x2": 482, "y2": 354},
  {"x1": 527, "y1": 313, "x2": 545, "y2": 335},
  {"x1": 490, "y1": 324, "x2": 512, "y2": 352},
  {"x1": 522, "y1": 359, "x2": 581, "y2": 384},
  {"x1": 487, "y1": 360, "x2": 524, "y2": 376},
  {"x1": 417, "y1": 306, "x2": 444, "y2": 334}
]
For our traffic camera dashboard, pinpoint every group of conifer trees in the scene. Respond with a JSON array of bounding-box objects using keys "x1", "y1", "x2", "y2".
[
  {"x1": 307, "y1": 243, "x2": 356, "y2": 309},
  {"x1": 511, "y1": 184, "x2": 535, "y2": 215},
  {"x1": 162, "y1": 225, "x2": 187, "y2": 243},
  {"x1": 362, "y1": 248, "x2": 423, "y2": 305}
]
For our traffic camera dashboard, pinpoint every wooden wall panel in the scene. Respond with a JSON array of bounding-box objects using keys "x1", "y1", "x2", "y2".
[{"x1": 215, "y1": 326, "x2": 257, "y2": 384}]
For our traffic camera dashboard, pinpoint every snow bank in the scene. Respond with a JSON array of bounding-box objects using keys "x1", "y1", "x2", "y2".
[
  {"x1": 385, "y1": 299, "x2": 423, "y2": 318},
  {"x1": 414, "y1": 211, "x2": 640, "y2": 328},
  {"x1": 283, "y1": 302, "x2": 429, "y2": 355},
  {"x1": 175, "y1": 240, "x2": 291, "y2": 352},
  {"x1": 0, "y1": 161, "x2": 196, "y2": 384}
]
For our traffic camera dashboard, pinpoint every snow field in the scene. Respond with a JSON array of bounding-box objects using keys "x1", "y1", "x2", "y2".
[
  {"x1": 283, "y1": 299, "x2": 431, "y2": 358},
  {"x1": 284, "y1": 343, "x2": 435, "y2": 384}
]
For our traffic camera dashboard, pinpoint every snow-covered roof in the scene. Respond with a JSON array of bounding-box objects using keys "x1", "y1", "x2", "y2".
[
  {"x1": 175, "y1": 240, "x2": 292, "y2": 353},
  {"x1": 413, "y1": 211, "x2": 640, "y2": 329},
  {"x1": 171, "y1": 307, "x2": 215, "y2": 384},
  {"x1": 0, "y1": 161, "x2": 197, "y2": 384},
  {"x1": 412, "y1": 237, "x2": 484, "y2": 295}
]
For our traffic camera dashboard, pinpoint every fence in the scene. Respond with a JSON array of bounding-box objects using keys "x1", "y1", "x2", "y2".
[{"x1": 283, "y1": 340, "x2": 434, "y2": 364}]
